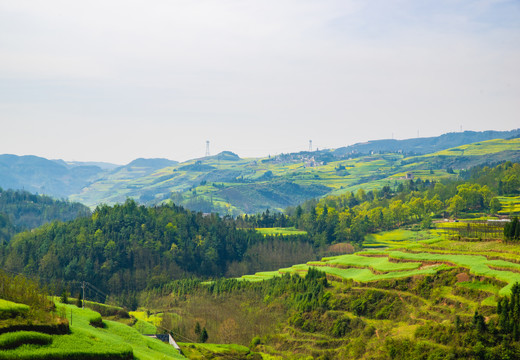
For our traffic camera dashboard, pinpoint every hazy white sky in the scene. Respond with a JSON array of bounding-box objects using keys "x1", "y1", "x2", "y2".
[{"x1": 1, "y1": 0, "x2": 519, "y2": 164}]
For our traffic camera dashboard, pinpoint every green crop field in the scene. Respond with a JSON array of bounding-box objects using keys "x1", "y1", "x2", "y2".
[
  {"x1": 255, "y1": 227, "x2": 308, "y2": 236},
  {"x1": 240, "y1": 226, "x2": 520, "y2": 302},
  {"x1": 498, "y1": 196, "x2": 520, "y2": 215},
  {"x1": 0, "y1": 299, "x2": 29, "y2": 319},
  {"x1": 432, "y1": 138, "x2": 520, "y2": 157},
  {"x1": 309, "y1": 254, "x2": 422, "y2": 272}
]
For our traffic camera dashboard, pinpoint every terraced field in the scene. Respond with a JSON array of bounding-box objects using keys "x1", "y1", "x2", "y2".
[
  {"x1": 230, "y1": 227, "x2": 520, "y2": 358},
  {"x1": 240, "y1": 228, "x2": 520, "y2": 299},
  {"x1": 498, "y1": 196, "x2": 520, "y2": 215}
]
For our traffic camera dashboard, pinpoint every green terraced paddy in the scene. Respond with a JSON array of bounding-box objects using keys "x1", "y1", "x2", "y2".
[
  {"x1": 381, "y1": 251, "x2": 520, "y2": 295},
  {"x1": 309, "y1": 254, "x2": 422, "y2": 272},
  {"x1": 240, "y1": 227, "x2": 520, "y2": 298}
]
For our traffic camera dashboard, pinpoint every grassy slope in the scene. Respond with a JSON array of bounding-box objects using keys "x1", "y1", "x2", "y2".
[
  {"x1": 0, "y1": 302, "x2": 185, "y2": 360},
  {"x1": 69, "y1": 138, "x2": 520, "y2": 213}
]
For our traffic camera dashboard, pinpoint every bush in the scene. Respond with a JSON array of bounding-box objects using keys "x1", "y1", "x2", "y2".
[{"x1": 89, "y1": 314, "x2": 104, "y2": 328}]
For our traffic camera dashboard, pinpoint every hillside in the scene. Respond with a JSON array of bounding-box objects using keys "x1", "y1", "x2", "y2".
[
  {"x1": 0, "y1": 154, "x2": 108, "y2": 199},
  {"x1": 333, "y1": 128, "x2": 520, "y2": 156},
  {"x1": 1, "y1": 159, "x2": 519, "y2": 358},
  {"x1": 0, "y1": 188, "x2": 90, "y2": 231},
  {"x1": 137, "y1": 227, "x2": 520, "y2": 359},
  {"x1": 0, "y1": 155, "x2": 177, "y2": 204},
  {"x1": 2, "y1": 130, "x2": 518, "y2": 214},
  {"x1": 70, "y1": 137, "x2": 520, "y2": 214},
  {"x1": 0, "y1": 271, "x2": 185, "y2": 359}
]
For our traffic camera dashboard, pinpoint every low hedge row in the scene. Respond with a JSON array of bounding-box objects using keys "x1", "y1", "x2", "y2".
[
  {"x1": 0, "y1": 322, "x2": 69, "y2": 335},
  {"x1": 0, "y1": 331, "x2": 52, "y2": 350}
]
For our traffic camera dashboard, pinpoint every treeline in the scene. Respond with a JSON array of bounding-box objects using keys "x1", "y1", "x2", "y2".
[
  {"x1": 0, "y1": 200, "x2": 308, "y2": 303},
  {"x1": 460, "y1": 161, "x2": 520, "y2": 195},
  {"x1": 0, "y1": 188, "x2": 90, "y2": 240}
]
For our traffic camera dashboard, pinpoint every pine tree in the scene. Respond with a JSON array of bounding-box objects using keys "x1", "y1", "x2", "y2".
[
  {"x1": 76, "y1": 291, "x2": 83, "y2": 308},
  {"x1": 199, "y1": 327, "x2": 208, "y2": 343},
  {"x1": 60, "y1": 289, "x2": 69, "y2": 304}
]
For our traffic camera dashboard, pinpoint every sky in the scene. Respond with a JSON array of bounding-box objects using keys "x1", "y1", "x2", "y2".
[{"x1": 0, "y1": 0, "x2": 519, "y2": 165}]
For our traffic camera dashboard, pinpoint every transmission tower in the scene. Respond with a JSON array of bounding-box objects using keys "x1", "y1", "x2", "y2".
[
  {"x1": 205, "y1": 141, "x2": 210, "y2": 157},
  {"x1": 309, "y1": 140, "x2": 312, "y2": 152}
]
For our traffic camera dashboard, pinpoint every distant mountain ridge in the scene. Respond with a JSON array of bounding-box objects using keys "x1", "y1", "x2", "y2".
[
  {"x1": 1, "y1": 130, "x2": 519, "y2": 214},
  {"x1": 333, "y1": 129, "x2": 520, "y2": 156},
  {"x1": 0, "y1": 155, "x2": 178, "y2": 200}
]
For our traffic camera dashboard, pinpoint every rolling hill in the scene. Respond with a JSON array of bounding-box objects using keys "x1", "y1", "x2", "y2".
[
  {"x1": 70, "y1": 137, "x2": 520, "y2": 214},
  {"x1": 1, "y1": 130, "x2": 519, "y2": 214}
]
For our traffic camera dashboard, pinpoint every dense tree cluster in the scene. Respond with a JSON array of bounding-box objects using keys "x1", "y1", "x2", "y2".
[
  {"x1": 504, "y1": 217, "x2": 520, "y2": 241},
  {"x1": 0, "y1": 188, "x2": 90, "y2": 239},
  {"x1": 0, "y1": 200, "x2": 274, "y2": 300},
  {"x1": 460, "y1": 161, "x2": 520, "y2": 195},
  {"x1": 498, "y1": 283, "x2": 520, "y2": 340}
]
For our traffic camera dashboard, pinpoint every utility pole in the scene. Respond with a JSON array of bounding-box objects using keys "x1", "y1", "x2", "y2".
[
  {"x1": 309, "y1": 140, "x2": 312, "y2": 152},
  {"x1": 205, "y1": 141, "x2": 210, "y2": 157},
  {"x1": 82, "y1": 281, "x2": 85, "y2": 309}
]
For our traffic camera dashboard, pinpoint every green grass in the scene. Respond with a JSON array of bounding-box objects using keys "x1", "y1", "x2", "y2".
[
  {"x1": 0, "y1": 331, "x2": 52, "y2": 350},
  {"x1": 255, "y1": 227, "x2": 307, "y2": 236},
  {"x1": 426, "y1": 138, "x2": 520, "y2": 157},
  {"x1": 0, "y1": 299, "x2": 30, "y2": 319},
  {"x1": 133, "y1": 319, "x2": 157, "y2": 335},
  {"x1": 0, "y1": 302, "x2": 185, "y2": 360}
]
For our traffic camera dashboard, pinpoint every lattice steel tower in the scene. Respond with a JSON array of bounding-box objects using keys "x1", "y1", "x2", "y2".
[{"x1": 205, "y1": 141, "x2": 210, "y2": 157}]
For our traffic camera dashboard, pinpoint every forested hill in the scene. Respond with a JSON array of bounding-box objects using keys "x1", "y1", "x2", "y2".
[
  {"x1": 2, "y1": 161, "x2": 519, "y2": 305},
  {"x1": 1, "y1": 200, "x2": 275, "y2": 307},
  {"x1": 0, "y1": 188, "x2": 90, "y2": 242}
]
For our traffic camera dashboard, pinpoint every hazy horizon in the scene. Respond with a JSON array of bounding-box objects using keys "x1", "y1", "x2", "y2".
[
  {"x1": 1, "y1": 0, "x2": 519, "y2": 164},
  {"x1": 1, "y1": 127, "x2": 519, "y2": 166}
]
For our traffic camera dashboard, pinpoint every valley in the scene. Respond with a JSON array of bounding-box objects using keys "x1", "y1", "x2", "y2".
[{"x1": 0, "y1": 132, "x2": 519, "y2": 359}]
